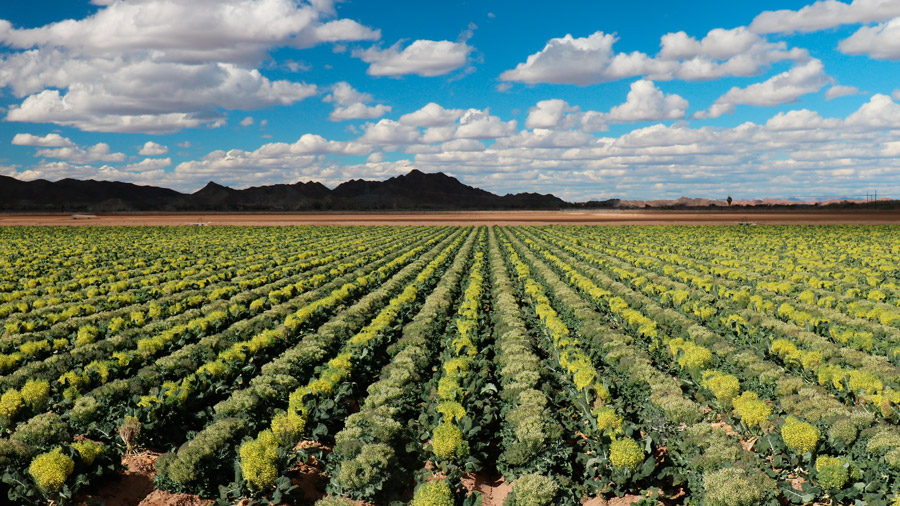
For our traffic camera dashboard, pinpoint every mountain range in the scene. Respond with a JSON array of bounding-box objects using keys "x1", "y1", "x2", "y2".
[
  {"x1": 1, "y1": 170, "x2": 892, "y2": 212},
  {"x1": 0, "y1": 170, "x2": 566, "y2": 212}
]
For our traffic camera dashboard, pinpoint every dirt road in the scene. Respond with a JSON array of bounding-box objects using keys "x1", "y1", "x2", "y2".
[{"x1": 2, "y1": 210, "x2": 899, "y2": 226}]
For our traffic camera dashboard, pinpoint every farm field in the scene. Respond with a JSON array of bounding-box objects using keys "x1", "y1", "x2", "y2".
[{"x1": 3, "y1": 225, "x2": 900, "y2": 506}]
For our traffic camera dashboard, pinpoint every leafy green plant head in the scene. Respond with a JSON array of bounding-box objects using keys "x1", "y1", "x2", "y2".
[
  {"x1": 609, "y1": 438, "x2": 643, "y2": 472},
  {"x1": 29, "y1": 447, "x2": 74, "y2": 495},
  {"x1": 731, "y1": 391, "x2": 771, "y2": 429},
  {"x1": 506, "y1": 473, "x2": 558, "y2": 506},
  {"x1": 410, "y1": 479, "x2": 454, "y2": 506},
  {"x1": 432, "y1": 422, "x2": 467, "y2": 460},
  {"x1": 12, "y1": 412, "x2": 70, "y2": 447},
  {"x1": 827, "y1": 418, "x2": 857, "y2": 446},
  {"x1": 436, "y1": 400, "x2": 466, "y2": 423},
  {"x1": 271, "y1": 411, "x2": 306, "y2": 447},
  {"x1": 239, "y1": 429, "x2": 279, "y2": 491},
  {"x1": 0, "y1": 389, "x2": 24, "y2": 423},
  {"x1": 885, "y1": 448, "x2": 900, "y2": 470},
  {"x1": 20, "y1": 380, "x2": 50, "y2": 411},
  {"x1": 781, "y1": 416, "x2": 820, "y2": 455},
  {"x1": 314, "y1": 497, "x2": 355, "y2": 506},
  {"x1": 72, "y1": 440, "x2": 104, "y2": 466},
  {"x1": 70, "y1": 395, "x2": 101, "y2": 428},
  {"x1": 334, "y1": 443, "x2": 393, "y2": 492},
  {"x1": 593, "y1": 406, "x2": 624, "y2": 436},
  {"x1": 702, "y1": 467, "x2": 764, "y2": 506},
  {"x1": 815, "y1": 455, "x2": 849, "y2": 490},
  {"x1": 701, "y1": 370, "x2": 740, "y2": 407}
]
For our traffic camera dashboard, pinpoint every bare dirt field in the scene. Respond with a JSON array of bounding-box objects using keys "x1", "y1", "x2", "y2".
[{"x1": 2, "y1": 210, "x2": 900, "y2": 226}]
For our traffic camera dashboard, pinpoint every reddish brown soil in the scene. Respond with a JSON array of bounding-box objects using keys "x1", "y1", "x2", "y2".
[
  {"x1": 460, "y1": 472, "x2": 512, "y2": 506},
  {"x1": 77, "y1": 452, "x2": 213, "y2": 506},
  {"x1": 2, "y1": 209, "x2": 900, "y2": 226},
  {"x1": 582, "y1": 494, "x2": 651, "y2": 506}
]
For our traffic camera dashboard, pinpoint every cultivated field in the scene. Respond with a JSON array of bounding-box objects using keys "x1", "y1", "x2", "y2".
[{"x1": 3, "y1": 225, "x2": 900, "y2": 506}]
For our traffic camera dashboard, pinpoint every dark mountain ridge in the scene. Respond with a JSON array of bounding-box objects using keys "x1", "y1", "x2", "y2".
[{"x1": 0, "y1": 170, "x2": 566, "y2": 212}]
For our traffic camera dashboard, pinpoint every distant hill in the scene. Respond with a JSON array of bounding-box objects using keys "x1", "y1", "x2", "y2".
[
  {"x1": 0, "y1": 170, "x2": 566, "y2": 212},
  {"x1": 3, "y1": 171, "x2": 894, "y2": 212}
]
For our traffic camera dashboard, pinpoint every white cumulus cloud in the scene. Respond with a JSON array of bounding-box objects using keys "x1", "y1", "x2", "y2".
[
  {"x1": 399, "y1": 103, "x2": 464, "y2": 127},
  {"x1": 839, "y1": 17, "x2": 900, "y2": 59},
  {"x1": 124, "y1": 157, "x2": 172, "y2": 171},
  {"x1": 354, "y1": 39, "x2": 473, "y2": 77},
  {"x1": 607, "y1": 80, "x2": 688, "y2": 122},
  {"x1": 359, "y1": 119, "x2": 422, "y2": 144},
  {"x1": 35, "y1": 142, "x2": 126, "y2": 163},
  {"x1": 11, "y1": 132, "x2": 75, "y2": 147},
  {"x1": 0, "y1": 0, "x2": 374, "y2": 133},
  {"x1": 845, "y1": 93, "x2": 900, "y2": 130},
  {"x1": 695, "y1": 59, "x2": 830, "y2": 118},
  {"x1": 324, "y1": 82, "x2": 391, "y2": 121},
  {"x1": 526, "y1": 99, "x2": 582, "y2": 129},
  {"x1": 750, "y1": 0, "x2": 900, "y2": 34},
  {"x1": 138, "y1": 141, "x2": 168, "y2": 156},
  {"x1": 455, "y1": 108, "x2": 517, "y2": 139},
  {"x1": 825, "y1": 84, "x2": 860, "y2": 100},
  {"x1": 498, "y1": 28, "x2": 806, "y2": 86}
]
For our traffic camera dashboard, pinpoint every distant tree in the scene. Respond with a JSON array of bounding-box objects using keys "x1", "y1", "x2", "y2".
[{"x1": 727, "y1": 195, "x2": 733, "y2": 206}]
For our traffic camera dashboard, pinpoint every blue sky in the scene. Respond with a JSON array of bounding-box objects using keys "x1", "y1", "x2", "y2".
[{"x1": 2, "y1": 0, "x2": 900, "y2": 201}]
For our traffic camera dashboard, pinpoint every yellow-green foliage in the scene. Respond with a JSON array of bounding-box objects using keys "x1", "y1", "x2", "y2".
[
  {"x1": 509, "y1": 473, "x2": 558, "y2": 506},
  {"x1": 668, "y1": 338, "x2": 712, "y2": 371},
  {"x1": 29, "y1": 447, "x2": 74, "y2": 495},
  {"x1": 701, "y1": 370, "x2": 740, "y2": 407},
  {"x1": 239, "y1": 429, "x2": 279, "y2": 490},
  {"x1": 432, "y1": 422, "x2": 467, "y2": 460},
  {"x1": 847, "y1": 370, "x2": 883, "y2": 395},
  {"x1": 702, "y1": 467, "x2": 764, "y2": 506},
  {"x1": 314, "y1": 498, "x2": 355, "y2": 506},
  {"x1": 334, "y1": 443, "x2": 393, "y2": 491},
  {"x1": 20, "y1": 339, "x2": 51, "y2": 357},
  {"x1": 593, "y1": 406, "x2": 624, "y2": 436},
  {"x1": 0, "y1": 389, "x2": 24, "y2": 423},
  {"x1": 865, "y1": 428, "x2": 900, "y2": 455},
  {"x1": 410, "y1": 479, "x2": 454, "y2": 506},
  {"x1": 608, "y1": 438, "x2": 643, "y2": 472},
  {"x1": 437, "y1": 376, "x2": 460, "y2": 401},
  {"x1": 72, "y1": 440, "x2": 104, "y2": 465},
  {"x1": 782, "y1": 416, "x2": 820, "y2": 455},
  {"x1": 732, "y1": 391, "x2": 771, "y2": 428},
  {"x1": 271, "y1": 411, "x2": 306, "y2": 447},
  {"x1": 75, "y1": 325, "x2": 99, "y2": 346},
  {"x1": 828, "y1": 418, "x2": 858, "y2": 446},
  {"x1": 815, "y1": 455, "x2": 849, "y2": 489},
  {"x1": 436, "y1": 401, "x2": 466, "y2": 423},
  {"x1": 20, "y1": 380, "x2": 50, "y2": 411}
]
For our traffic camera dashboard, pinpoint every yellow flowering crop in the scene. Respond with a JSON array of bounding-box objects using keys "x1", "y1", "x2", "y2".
[
  {"x1": 815, "y1": 455, "x2": 848, "y2": 489},
  {"x1": 29, "y1": 447, "x2": 74, "y2": 495},
  {"x1": 410, "y1": 479, "x2": 454, "y2": 506},
  {"x1": 782, "y1": 416, "x2": 820, "y2": 455},
  {"x1": 609, "y1": 438, "x2": 643, "y2": 472},
  {"x1": 432, "y1": 422, "x2": 466, "y2": 460},
  {"x1": 239, "y1": 429, "x2": 279, "y2": 490},
  {"x1": 732, "y1": 391, "x2": 771, "y2": 428},
  {"x1": 73, "y1": 440, "x2": 104, "y2": 466}
]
